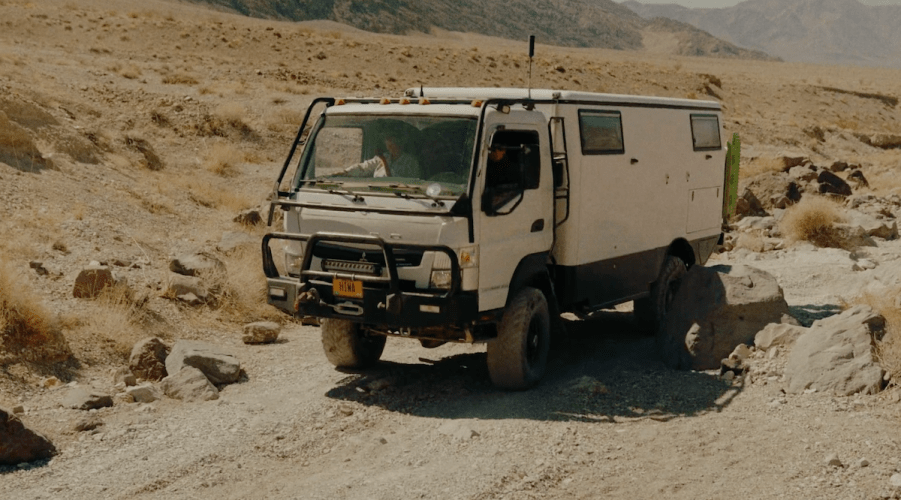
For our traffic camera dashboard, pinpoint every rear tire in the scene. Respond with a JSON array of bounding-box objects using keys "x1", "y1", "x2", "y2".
[
  {"x1": 487, "y1": 287, "x2": 551, "y2": 390},
  {"x1": 321, "y1": 318, "x2": 386, "y2": 368},
  {"x1": 652, "y1": 255, "x2": 690, "y2": 369}
]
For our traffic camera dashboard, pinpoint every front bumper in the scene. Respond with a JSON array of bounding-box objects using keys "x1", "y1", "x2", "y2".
[{"x1": 263, "y1": 231, "x2": 480, "y2": 330}]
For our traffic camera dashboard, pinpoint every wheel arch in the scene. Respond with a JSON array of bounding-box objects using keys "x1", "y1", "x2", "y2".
[
  {"x1": 505, "y1": 252, "x2": 554, "y2": 308},
  {"x1": 666, "y1": 238, "x2": 696, "y2": 269}
]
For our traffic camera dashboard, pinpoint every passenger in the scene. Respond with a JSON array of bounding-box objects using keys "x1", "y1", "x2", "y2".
[{"x1": 337, "y1": 135, "x2": 420, "y2": 178}]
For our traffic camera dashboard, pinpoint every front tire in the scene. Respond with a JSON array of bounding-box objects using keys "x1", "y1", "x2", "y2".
[
  {"x1": 652, "y1": 255, "x2": 690, "y2": 369},
  {"x1": 487, "y1": 287, "x2": 551, "y2": 390},
  {"x1": 321, "y1": 318, "x2": 386, "y2": 368}
]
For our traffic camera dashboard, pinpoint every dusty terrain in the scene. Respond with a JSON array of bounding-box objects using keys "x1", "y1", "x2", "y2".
[{"x1": 1, "y1": 0, "x2": 901, "y2": 498}]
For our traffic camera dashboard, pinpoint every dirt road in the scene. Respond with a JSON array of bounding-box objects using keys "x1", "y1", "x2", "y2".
[{"x1": 3, "y1": 309, "x2": 899, "y2": 500}]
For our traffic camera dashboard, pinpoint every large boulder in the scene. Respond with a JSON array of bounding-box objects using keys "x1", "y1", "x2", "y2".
[
  {"x1": 242, "y1": 321, "x2": 280, "y2": 344},
  {"x1": 784, "y1": 306, "x2": 886, "y2": 395},
  {"x1": 660, "y1": 264, "x2": 791, "y2": 370},
  {"x1": 129, "y1": 337, "x2": 169, "y2": 381},
  {"x1": 165, "y1": 273, "x2": 210, "y2": 303},
  {"x1": 0, "y1": 407, "x2": 56, "y2": 465},
  {"x1": 165, "y1": 340, "x2": 241, "y2": 385},
  {"x1": 160, "y1": 366, "x2": 219, "y2": 402},
  {"x1": 72, "y1": 264, "x2": 115, "y2": 298}
]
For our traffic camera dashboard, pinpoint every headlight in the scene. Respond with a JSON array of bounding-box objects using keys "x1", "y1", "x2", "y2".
[
  {"x1": 284, "y1": 249, "x2": 303, "y2": 276},
  {"x1": 429, "y1": 270, "x2": 453, "y2": 290}
]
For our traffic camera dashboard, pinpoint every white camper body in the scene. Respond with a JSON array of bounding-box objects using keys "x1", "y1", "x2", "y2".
[{"x1": 263, "y1": 88, "x2": 727, "y2": 389}]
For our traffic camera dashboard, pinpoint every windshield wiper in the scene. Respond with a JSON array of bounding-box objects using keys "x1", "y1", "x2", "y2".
[
  {"x1": 378, "y1": 183, "x2": 446, "y2": 207},
  {"x1": 298, "y1": 177, "x2": 344, "y2": 186},
  {"x1": 328, "y1": 187, "x2": 365, "y2": 203}
]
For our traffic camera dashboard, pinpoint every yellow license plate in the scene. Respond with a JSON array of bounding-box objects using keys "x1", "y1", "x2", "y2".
[{"x1": 333, "y1": 278, "x2": 364, "y2": 299}]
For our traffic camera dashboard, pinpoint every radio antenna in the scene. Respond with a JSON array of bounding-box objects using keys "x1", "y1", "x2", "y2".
[{"x1": 528, "y1": 35, "x2": 535, "y2": 100}]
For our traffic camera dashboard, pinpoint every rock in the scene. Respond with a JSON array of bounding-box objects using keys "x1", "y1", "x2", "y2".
[
  {"x1": 891, "y1": 473, "x2": 901, "y2": 487},
  {"x1": 567, "y1": 376, "x2": 609, "y2": 395},
  {"x1": 855, "y1": 458, "x2": 869, "y2": 468},
  {"x1": 218, "y1": 231, "x2": 257, "y2": 253},
  {"x1": 29, "y1": 261, "x2": 48, "y2": 276},
  {"x1": 169, "y1": 253, "x2": 226, "y2": 278},
  {"x1": 233, "y1": 209, "x2": 262, "y2": 226},
  {"x1": 845, "y1": 210, "x2": 898, "y2": 240},
  {"x1": 113, "y1": 367, "x2": 137, "y2": 386},
  {"x1": 779, "y1": 156, "x2": 808, "y2": 171},
  {"x1": 729, "y1": 344, "x2": 752, "y2": 362},
  {"x1": 113, "y1": 393, "x2": 135, "y2": 405},
  {"x1": 176, "y1": 292, "x2": 204, "y2": 306},
  {"x1": 166, "y1": 340, "x2": 241, "y2": 385},
  {"x1": 129, "y1": 338, "x2": 169, "y2": 381},
  {"x1": 73, "y1": 264, "x2": 115, "y2": 298},
  {"x1": 733, "y1": 188, "x2": 768, "y2": 218},
  {"x1": 72, "y1": 415, "x2": 103, "y2": 432},
  {"x1": 817, "y1": 170, "x2": 852, "y2": 197},
  {"x1": 62, "y1": 388, "x2": 113, "y2": 410},
  {"x1": 721, "y1": 370, "x2": 735, "y2": 381},
  {"x1": 848, "y1": 170, "x2": 868, "y2": 188},
  {"x1": 42, "y1": 376, "x2": 62, "y2": 389},
  {"x1": 126, "y1": 383, "x2": 161, "y2": 403},
  {"x1": 160, "y1": 366, "x2": 219, "y2": 402},
  {"x1": 788, "y1": 165, "x2": 818, "y2": 182},
  {"x1": 242, "y1": 321, "x2": 280, "y2": 344},
  {"x1": 11, "y1": 405, "x2": 24, "y2": 415},
  {"x1": 437, "y1": 421, "x2": 481, "y2": 441},
  {"x1": 755, "y1": 323, "x2": 805, "y2": 351},
  {"x1": 852, "y1": 259, "x2": 877, "y2": 271},
  {"x1": 0, "y1": 407, "x2": 56, "y2": 465},
  {"x1": 784, "y1": 306, "x2": 886, "y2": 395},
  {"x1": 829, "y1": 161, "x2": 849, "y2": 172},
  {"x1": 826, "y1": 453, "x2": 843, "y2": 467},
  {"x1": 661, "y1": 264, "x2": 790, "y2": 370},
  {"x1": 166, "y1": 273, "x2": 210, "y2": 303}
]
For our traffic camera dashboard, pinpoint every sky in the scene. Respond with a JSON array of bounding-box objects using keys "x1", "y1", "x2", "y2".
[{"x1": 620, "y1": 0, "x2": 901, "y2": 7}]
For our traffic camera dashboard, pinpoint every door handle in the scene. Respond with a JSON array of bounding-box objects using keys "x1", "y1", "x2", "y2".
[
  {"x1": 630, "y1": 158, "x2": 639, "y2": 164},
  {"x1": 531, "y1": 219, "x2": 545, "y2": 233},
  {"x1": 705, "y1": 154, "x2": 713, "y2": 160}
]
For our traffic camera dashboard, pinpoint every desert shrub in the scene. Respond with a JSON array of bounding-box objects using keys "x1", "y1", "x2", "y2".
[
  {"x1": 162, "y1": 72, "x2": 199, "y2": 85},
  {"x1": 203, "y1": 141, "x2": 242, "y2": 176},
  {"x1": 0, "y1": 111, "x2": 51, "y2": 171},
  {"x1": 66, "y1": 284, "x2": 147, "y2": 362},
  {"x1": 215, "y1": 247, "x2": 282, "y2": 322},
  {"x1": 856, "y1": 291, "x2": 901, "y2": 388},
  {"x1": 779, "y1": 195, "x2": 847, "y2": 248},
  {"x1": 0, "y1": 257, "x2": 71, "y2": 364}
]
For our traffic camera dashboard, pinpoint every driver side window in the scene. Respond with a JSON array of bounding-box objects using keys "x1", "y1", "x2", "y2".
[{"x1": 483, "y1": 130, "x2": 541, "y2": 214}]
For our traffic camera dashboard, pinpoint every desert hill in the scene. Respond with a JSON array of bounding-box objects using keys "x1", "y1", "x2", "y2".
[
  {"x1": 184, "y1": 0, "x2": 776, "y2": 60},
  {"x1": 624, "y1": 0, "x2": 901, "y2": 68}
]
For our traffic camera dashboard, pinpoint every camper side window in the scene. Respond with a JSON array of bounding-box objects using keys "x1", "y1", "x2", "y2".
[
  {"x1": 578, "y1": 110, "x2": 624, "y2": 155},
  {"x1": 690, "y1": 114, "x2": 721, "y2": 151}
]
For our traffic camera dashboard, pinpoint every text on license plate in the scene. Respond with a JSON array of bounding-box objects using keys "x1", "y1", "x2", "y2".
[{"x1": 333, "y1": 278, "x2": 363, "y2": 299}]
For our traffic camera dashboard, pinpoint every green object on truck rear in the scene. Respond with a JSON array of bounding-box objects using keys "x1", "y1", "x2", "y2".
[{"x1": 723, "y1": 132, "x2": 740, "y2": 219}]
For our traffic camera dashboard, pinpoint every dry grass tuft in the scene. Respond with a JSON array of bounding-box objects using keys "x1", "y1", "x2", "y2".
[
  {"x1": 214, "y1": 247, "x2": 282, "y2": 323},
  {"x1": 65, "y1": 284, "x2": 148, "y2": 362},
  {"x1": 741, "y1": 156, "x2": 786, "y2": 179},
  {"x1": 162, "y1": 72, "x2": 199, "y2": 85},
  {"x1": 779, "y1": 196, "x2": 848, "y2": 248},
  {"x1": 0, "y1": 110, "x2": 52, "y2": 171},
  {"x1": 203, "y1": 141, "x2": 242, "y2": 176},
  {"x1": 0, "y1": 257, "x2": 71, "y2": 364},
  {"x1": 854, "y1": 291, "x2": 901, "y2": 387}
]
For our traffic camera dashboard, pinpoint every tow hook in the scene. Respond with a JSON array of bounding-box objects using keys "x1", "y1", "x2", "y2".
[{"x1": 294, "y1": 285, "x2": 319, "y2": 312}]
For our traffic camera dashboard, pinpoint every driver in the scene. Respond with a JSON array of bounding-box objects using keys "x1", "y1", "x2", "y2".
[{"x1": 337, "y1": 135, "x2": 420, "y2": 178}]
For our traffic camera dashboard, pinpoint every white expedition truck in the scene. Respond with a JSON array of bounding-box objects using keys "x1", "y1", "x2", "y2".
[{"x1": 263, "y1": 87, "x2": 729, "y2": 389}]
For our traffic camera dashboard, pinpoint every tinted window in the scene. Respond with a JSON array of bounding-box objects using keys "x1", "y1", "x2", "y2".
[
  {"x1": 579, "y1": 110, "x2": 624, "y2": 155},
  {"x1": 691, "y1": 114, "x2": 721, "y2": 151}
]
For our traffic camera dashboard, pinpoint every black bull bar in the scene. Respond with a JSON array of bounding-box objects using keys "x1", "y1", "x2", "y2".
[{"x1": 262, "y1": 232, "x2": 472, "y2": 325}]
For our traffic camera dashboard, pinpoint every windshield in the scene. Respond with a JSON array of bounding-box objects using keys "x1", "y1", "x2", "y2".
[{"x1": 293, "y1": 114, "x2": 478, "y2": 198}]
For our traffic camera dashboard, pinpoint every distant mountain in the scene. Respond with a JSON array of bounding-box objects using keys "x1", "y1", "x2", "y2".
[
  {"x1": 184, "y1": 0, "x2": 776, "y2": 59},
  {"x1": 623, "y1": 0, "x2": 901, "y2": 68}
]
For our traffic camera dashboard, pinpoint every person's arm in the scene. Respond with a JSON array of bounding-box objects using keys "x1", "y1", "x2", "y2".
[{"x1": 335, "y1": 155, "x2": 386, "y2": 177}]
